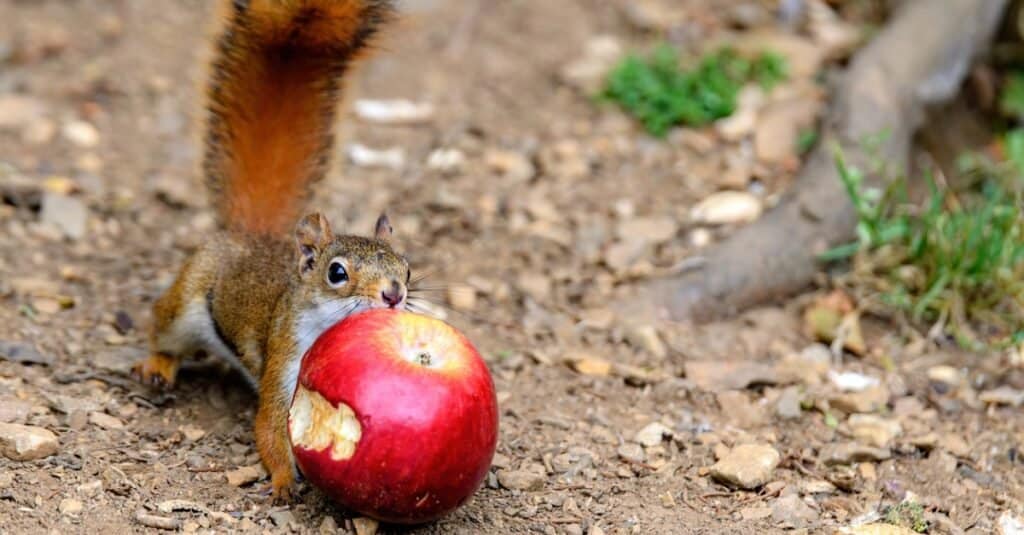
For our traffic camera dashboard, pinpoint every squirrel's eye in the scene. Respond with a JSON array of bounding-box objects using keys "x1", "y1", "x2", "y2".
[{"x1": 326, "y1": 259, "x2": 349, "y2": 288}]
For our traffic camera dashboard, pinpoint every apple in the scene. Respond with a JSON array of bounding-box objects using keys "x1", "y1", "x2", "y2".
[{"x1": 288, "y1": 309, "x2": 498, "y2": 524}]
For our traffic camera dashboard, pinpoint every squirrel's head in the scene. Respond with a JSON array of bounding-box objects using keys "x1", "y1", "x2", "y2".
[{"x1": 294, "y1": 212, "x2": 409, "y2": 312}]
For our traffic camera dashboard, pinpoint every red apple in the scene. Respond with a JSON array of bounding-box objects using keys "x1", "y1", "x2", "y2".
[{"x1": 288, "y1": 309, "x2": 498, "y2": 524}]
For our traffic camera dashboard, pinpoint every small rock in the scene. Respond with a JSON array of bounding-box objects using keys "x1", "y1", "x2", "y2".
[
  {"x1": 346, "y1": 143, "x2": 405, "y2": 170},
  {"x1": 353, "y1": 517, "x2": 379, "y2": 535},
  {"x1": 771, "y1": 494, "x2": 819, "y2": 529},
  {"x1": 685, "y1": 360, "x2": 779, "y2": 391},
  {"x1": 999, "y1": 511, "x2": 1024, "y2": 535},
  {"x1": 775, "y1": 387, "x2": 803, "y2": 420},
  {"x1": 0, "y1": 399, "x2": 33, "y2": 424},
  {"x1": 800, "y1": 479, "x2": 837, "y2": 495},
  {"x1": 46, "y1": 394, "x2": 101, "y2": 415},
  {"x1": 89, "y1": 412, "x2": 124, "y2": 430},
  {"x1": 623, "y1": 324, "x2": 667, "y2": 358},
  {"x1": 820, "y1": 443, "x2": 891, "y2": 465},
  {"x1": 831, "y1": 385, "x2": 889, "y2": 414},
  {"x1": 979, "y1": 386, "x2": 1024, "y2": 407},
  {"x1": 22, "y1": 118, "x2": 57, "y2": 145},
  {"x1": 634, "y1": 422, "x2": 672, "y2": 447},
  {"x1": 731, "y1": 30, "x2": 824, "y2": 79},
  {"x1": 718, "y1": 390, "x2": 769, "y2": 428},
  {"x1": 740, "y1": 505, "x2": 773, "y2": 521},
  {"x1": 180, "y1": 424, "x2": 206, "y2": 441},
  {"x1": 845, "y1": 414, "x2": 902, "y2": 448},
  {"x1": 829, "y1": 371, "x2": 881, "y2": 392},
  {"x1": 690, "y1": 191, "x2": 763, "y2": 225},
  {"x1": 926, "y1": 365, "x2": 962, "y2": 387},
  {"x1": 716, "y1": 85, "x2": 763, "y2": 141},
  {"x1": 485, "y1": 149, "x2": 535, "y2": 182},
  {"x1": 806, "y1": 0, "x2": 863, "y2": 60},
  {"x1": 426, "y1": 148, "x2": 465, "y2": 174},
  {"x1": 62, "y1": 120, "x2": 100, "y2": 147},
  {"x1": 41, "y1": 192, "x2": 88, "y2": 240},
  {"x1": 0, "y1": 340, "x2": 54, "y2": 365},
  {"x1": 0, "y1": 423, "x2": 59, "y2": 461},
  {"x1": 621, "y1": 0, "x2": 687, "y2": 32},
  {"x1": 617, "y1": 443, "x2": 646, "y2": 464},
  {"x1": 938, "y1": 434, "x2": 971, "y2": 458},
  {"x1": 318, "y1": 516, "x2": 338, "y2": 535},
  {"x1": 497, "y1": 465, "x2": 546, "y2": 491},
  {"x1": 59, "y1": 498, "x2": 83, "y2": 516},
  {"x1": 0, "y1": 95, "x2": 47, "y2": 130},
  {"x1": 269, "y1": 510, "x2": 295, "y2": 528},
  {"x1": 602, "y1": 240, "x2": 647, "y2": 273},
  {"x1": 840, "y1": 524, "x2": 919, "y2": 535},
  {"x1": 710, "y1": 444, "x2": 780, "y2": 489},
  {"x1": 559, "y1": 36, "x2": 623, "y2": 93},
  {"x1": 225, "y1": 464, "x2": 266, "y2": 487},
  {"x1": 755, "y1": 97, "x2": 821, "y2": 164},
  {"x1": 353, "y1": 99, "x2": 434, "y2": 125}
]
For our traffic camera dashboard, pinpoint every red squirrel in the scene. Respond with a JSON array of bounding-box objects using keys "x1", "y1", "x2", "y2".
[{"x1": 131, "y1": 0, "x2": 406, "y2": 500}]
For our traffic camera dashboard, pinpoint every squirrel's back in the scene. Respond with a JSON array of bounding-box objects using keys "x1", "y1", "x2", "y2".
[{"x1": 203, "y1": 0, "x2": 395, "y2": 236}]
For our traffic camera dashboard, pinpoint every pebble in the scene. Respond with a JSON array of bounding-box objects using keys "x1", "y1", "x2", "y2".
[
  {"x1": 999, "y1": 511, "x2": 1024, "y2": 535},
  {"x1": 61, "y1": 120, "x2": 100, "y2": 147},
  {"x1": 485, "y1": 149, "x2": 535, "y2": 182},
  {"x1": 446, "y1": 286, "x2": 477, "y2": 311},
  {"x1": 0, "y1": 399, "x2": 33, "y2": 424},
  {"x1": 89, "y1": 411, "x2": 125, "y2": 430},
  {"x1": 0, "y1": 340, "x2": 54, "y2": 365},
  {"x1": 22, "y1": 118, "x2": 57, "y2": 145},
  {"x1": 426, "y1": 148, "x2": 466, "y2": 174},
  {"x1": 47, "y1": 394, "x2": 102, "y2": 414},
  {"x1": 346, "y1": 143, "x2": 405, "y2": 170},
  {"x1": 623, "y1": 324, "x2": 667, "y2": 359},
  {"x1": 841, "y1": 524, "x2": 920, "y2": 535},
  {"x1": 684, "y1": 360, "x2": 779, "y2": 392},
  {"x1": 771, "y1": 494, "x2": 819, "y2": 529},
  {"x1": 831, "y1": 385, "x2": 889, "y2": 414},
  {"x1": 709, "y1": 444, "x2": 780, "y2": 489},
  {"x1": 516, "y1": 273, "x2": 551, "y2": 302},
  {"x1": 716, "y1": 86, "x2": 763, "y2": 141},
  {"x1": 269, "y1": 510, "x2": 296, "y2": 528},
  {"x1": 0, "y1": 423, "x2": 59, "y2": 461},
  {"x1": 979, "y1": 387, "x2": 1024, "y2": 407},
  {"x1": 690, "y1": 191, "x2": 763, "y2": 225},
  {"x1": 318, "y1": 516, "x2": 338, "y2": 534},
  {"x1": 820, "y1": 443, "x2": 891, "y2": 465},
  {"x1": 497, "y1": 465, "x2": 546, "y2": 491},
  {"x1": 59, "y1": 498, "x2": 83, "y2": 516},
  {"x1": 353, "y1": 99, "x2": 434, "y2": 125},
  {"x1": 634, "y1": 422, "x2": 672, "y2": 447},
  {"x1": 40, "y1": 192, "x2": 88, "y2": 240},
  {"x1": 845, "y1": 414, "x2": 902, "y2": 448},
  {"x1": 926, "y1": 365, "x2": 962, "y2": 387},
  {"x1": 0, "y1": 95, "x2": 47, "y2": 129},
  {"x1": 180, "y1": 424, "x2": 206, "y2": 441},
  {"x1": 559, "y1": 35, "x2": 623, "y2": 93},
  {"x1": 225, "y1": 464, "x2": 266, "y2": 487},
  {"x1": 617, "y1": 443, "x2": 646, "y2": 464},
  {"x1": 755, "y1": 97, "x2": 821, "y2": 164},
  {"x1": 353, "y1": 517, "x2": 379, "y2": 535},
  {"x1": 775, "y1": 387, "x2": 803, "y2": 420}
]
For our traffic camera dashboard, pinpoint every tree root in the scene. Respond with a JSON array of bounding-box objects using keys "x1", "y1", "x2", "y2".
[{"x1": 645, "y1": 0, "x2": 1009, "y2": 323}]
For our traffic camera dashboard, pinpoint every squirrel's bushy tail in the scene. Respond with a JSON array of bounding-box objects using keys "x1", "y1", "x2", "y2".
[{"x1": 205, "y1": 0, "x2": 394, "y2": 236}]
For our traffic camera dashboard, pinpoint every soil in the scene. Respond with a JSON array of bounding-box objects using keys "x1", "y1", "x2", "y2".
[{"x1": 1, "y1": 1, "x2": 1023, "y2": 534}]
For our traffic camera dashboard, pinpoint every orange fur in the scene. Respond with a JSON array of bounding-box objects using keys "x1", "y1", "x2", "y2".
[{"x1": 204, "y1": 0, "x2": 393, "y2": 236}]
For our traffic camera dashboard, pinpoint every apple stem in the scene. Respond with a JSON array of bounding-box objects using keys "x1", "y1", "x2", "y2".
[{"x1": 417, "y1": 352, "x2": 432, "y2": 366}]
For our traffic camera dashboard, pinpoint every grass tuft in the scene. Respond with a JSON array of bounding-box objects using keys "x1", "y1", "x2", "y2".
[
  {"x1": 822, "y1": 137, "x2": 1024, "y2": 350},
  {"x1": 603, "y1": 45, "x2": 787, "y2": 137}
]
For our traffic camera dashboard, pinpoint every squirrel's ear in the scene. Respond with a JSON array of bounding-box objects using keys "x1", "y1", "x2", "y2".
[
  {"x1": 373, "y1": 213, "x2": 393, "y2": 241},
  {"x1": 295, "y1": 213, "x2": 334, "y2": 274}
]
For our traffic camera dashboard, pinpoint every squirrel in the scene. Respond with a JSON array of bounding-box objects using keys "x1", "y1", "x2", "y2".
[{"x1": 131, "y1": 0, "x2": 405, "y2": 501}]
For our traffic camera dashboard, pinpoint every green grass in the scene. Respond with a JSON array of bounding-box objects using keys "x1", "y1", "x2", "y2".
[
  {"x1": 1001, "y1": 71, "x2": 1024, "y2": 122},
  {"x1": 603, "y1": 45, "x2": 788, "y2": 137},
  {"x1": 821, "y1": 136, "x2": 1024, "y2": 350},
  {"x1": 883, "y1": 501, "x2": 928, "y2": 533}
]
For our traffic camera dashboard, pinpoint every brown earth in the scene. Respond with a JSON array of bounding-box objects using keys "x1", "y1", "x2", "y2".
[{"x1": 1, "y1": 1, "x2": 1023, "y2": 534}]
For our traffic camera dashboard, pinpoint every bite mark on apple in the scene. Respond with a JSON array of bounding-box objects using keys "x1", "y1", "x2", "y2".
[{"x1": 289, "y1": 385, "x2": 361, "y2": 461}]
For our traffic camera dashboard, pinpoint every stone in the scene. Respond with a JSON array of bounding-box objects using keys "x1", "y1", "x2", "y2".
[
  {"x1": 0, "y1": 423, "x2": 58, "y2": 461},
  {"x1": 446, "y1": 286, "x2": 477, "y2": 311},
  {"x1": 926, "y1": 365, "x2": 962, "y2": 386},
  {"x1": 634, "y1": 422, "x2": 672, "y2": 447},
  {"x1": 845, "y1": 414, "x2": 902, "y2": 448},
  {"x1": 426, "y1": 148, "x2": 465, "y2": 174},
  {"x1": 41, "y1": 192, "x2": 88, "y2": 240},
  {"x1": 0, "y1": 340, "x2": 54, "y2": 365},
  {"x1": 567, "y1": 355, "x2": 612, "y2": 377},
  {"x1": 559, "y1": 36, "x2": 623, "y2": 93},
  {"x1": 516, "y1": 273, "x2": 551, "y2": 303},
  {"x1": 841, "y1": 523, "x2": 919, "y2": 535},
  {"x1": 61, "y1": 120, "x2": 100, "y2": 147},
  {"x1": 617, "y1": 443, "x2": 645, "y2": 464},
  {"x1": 684, "y1": 360, "x2": 779, "y2": 391},
  {"x1": 180, "y1": 424, "x2": 206, "y2": 441},
  {"x1": 979, "y1": 387, "x2": 1024, "y2": 407},
  {"x1": 831, "y1": 386, "x2": 889, "y2": 414},
  {"x1": 0, "y1": 95, "x2": 47, "y2": 129},
  {"x1": 690, "y1": 191, "x2": 763, "y2": 225},
  {"x1": 59, "y1": 498, "x2": 83, "y2": 515},
  {"x1": 775, "y1": 387, "x2": 803, "y2": 420},
  {"x1": 346, "y1": 143, "x2": 405, "y2": 170},
  {"x1": 353, "y1": 517, "x2": 379, "y2": 535},
  {"x1": 820, "y1": 443, "x2": 891, "y2": 465},
  {"x1": 46, "y1": 394, "x2": 101, "y2": 415},
  {"x1": 497, "y1": 465, "x2": 546, "y2": 491},
  {"x1": 353, "y1": 99, "x2": 434, "y2": 125},
  {"x1": 485, "y1": 149, "x2": 535, "y2": 182},
  {"x1": 89, "y1": 412, "x2": 124, "y2": 430},
  {"x1": 718, "y1": 390, "x2": 769, "y2": 428},
  {"x1": 755, "y1": 97, "x2": 821, "y2": 164},
  {"x1": 709, "y1": 444, "x2": 780, "y2": 489},
  {"x1": 269, "y1": 510, "x2": 296, "y2": 528},
  {"x1": 999, "y1": 511, "x2": 1024, "y2": 535},
  {"x1": 730, "y1": 30, "x2": 824, "y2": 79},
  {"x1": 771, "y1": 494, "x2": 819, "y2": 529},
  {"x1": 716, "y1": 85, "x2": 763, "y2": 141},
  {"x1": 0, "y1": 399, "x2": 33, "y2": 424},
  {"x1": 225, "y1": 464, "x2": 266, "y2": 487},
  {"x1": 623, "y1": 324, "x2": 667, "y2": 358}
]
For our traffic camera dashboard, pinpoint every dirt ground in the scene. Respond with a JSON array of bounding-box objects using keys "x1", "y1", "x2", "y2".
[{"x1": 2, "y1": 1, "x2": 1024, "y2": 534}]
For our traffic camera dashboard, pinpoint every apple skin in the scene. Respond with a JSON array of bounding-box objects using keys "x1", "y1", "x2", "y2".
[{"x1": 289, "y1": 309, "x2": 498, "y2": 524}]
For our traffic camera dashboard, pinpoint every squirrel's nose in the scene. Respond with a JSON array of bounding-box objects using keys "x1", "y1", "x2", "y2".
[{"x1": 381, "y1": 281, "x2": 404, "y2": 308}]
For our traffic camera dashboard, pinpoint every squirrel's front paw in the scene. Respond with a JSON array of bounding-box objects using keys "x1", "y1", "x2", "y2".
[
  {"x1": 262, "y1": 471, "x2": 296, "y2": 504},
  {"x1": 131, "y1": 354, "x2": 180, "y2": 389}
]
